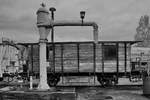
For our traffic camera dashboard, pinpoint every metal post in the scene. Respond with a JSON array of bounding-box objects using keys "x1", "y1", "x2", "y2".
[
  {"x1": 93, "y1": 43, "x2": 96, "y2": 85},
  {"x1": 116, "y1": 43, "x2": 119, "y2": 79},
  {"x1": 29, "y1": 75, "x2": 33, "y2": 90},
  {"x1": 140, "y1": 52, "x2": 144, "y2": 67},
  {"x1": 124, "y1": 43, "x2": 127, "y2": 76},
  {"x1": 49, "y1": 7, "x2": 56, "y2": 73},
  {"x1": 77, "y1": 43, "x2": 80, "y2": 73},
  {"x1": 102, "y1": 43, "x2": 104, "y2": 73},
  {"x1": 49, "y1": 7, "x2": 56, "y2": 43},
  {"x1": 31, "y1": 45, "x2": 33, "y2": 74},
  {"x1": 38, "y1": 40, "x2": 50, "y2": 89},
  {"x1": 61, "y1": 44, "x2": 64, "y2": 84}
]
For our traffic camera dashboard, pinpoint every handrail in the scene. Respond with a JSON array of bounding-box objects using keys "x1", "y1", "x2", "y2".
[{"x1": 37, "y1": 20, "x2": 99, "y2": 43}]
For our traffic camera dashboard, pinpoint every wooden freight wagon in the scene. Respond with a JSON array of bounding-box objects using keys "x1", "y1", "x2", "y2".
[{"x1": 26, "y1": 41, "x2": 138, "y2": 86}]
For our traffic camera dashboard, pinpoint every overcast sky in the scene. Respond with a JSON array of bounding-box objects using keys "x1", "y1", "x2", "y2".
[{"x1": 0, "y1": 0, "x2": 150, "y2": 43}]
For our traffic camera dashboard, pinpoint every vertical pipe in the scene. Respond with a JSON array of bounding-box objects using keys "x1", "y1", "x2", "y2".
[
  {"x1": 29, "y1": 75, "x2": 33, "y2": 90},
  {"x1": 124, "y1": 43, "x2": 127, "y2": 76},
  {"x1": 116, "y1": 43, "x2": 119, "y2": 79},
  {"x1": 46, "y1": 44, "x2": 49, "y2": 60},
  {"x1": 50, "y1": 9, "x2": 55, "y2": 74},
  {"x1": 53, "y1": 43, "x2": 55, "y2": 73},
  {"x1": 93, "y1": 26, "x2": 98, "y2": 44},
  {"x1": 52, "y1": 21, "x2": 99, "y2": 44},
  {"x1": 50, "y1": 8, "x2": 55, "y2": 43},
  {"x1": 61, "y1": 44, "x2": 64, "y2": 84},
  {"x1": 51, "y1": 28, "x2": 54, "y2": 44},
  {"x1": 0, "y1": 45, "x2": 3, "y2": 77},
  {"x1": 93, "y1": 43, "x2": 96, "y2": 85},
  {"x1": 77, "y1": 43, "x2": 80, "y2": 73},
  {"x1": 102, "y1": 43, "x2": 104, "y2": 73},
  {"x1": 31, "y1": 45, "x2": 33, "y2": 74},
  {"x1": 38, "y1": 41, "x2": 50, "y2": 89}
]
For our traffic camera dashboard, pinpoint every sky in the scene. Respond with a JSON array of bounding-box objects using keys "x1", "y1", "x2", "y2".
[{"x1": 0, "y1": 0, "x2": 150, "y2": 43}]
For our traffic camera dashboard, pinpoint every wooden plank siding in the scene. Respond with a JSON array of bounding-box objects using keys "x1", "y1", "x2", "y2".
[{"x1": 28, "y1": 41, "x2": 135, "y2": 75}]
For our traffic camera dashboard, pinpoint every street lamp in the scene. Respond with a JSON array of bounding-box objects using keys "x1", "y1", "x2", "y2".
[
  {"x1": 49, "y1": 7, "x2": 56, "y2": 42},
  {"x1": 80, "y1": 11, "x2": 85, "y2": 24},
  {"x1": 49, "y1": 7, "x2": 56, "y2": 72},
  {"x1": 49, "y1": 7, "x2": 56, "y2": 43},
  {"x1": 49, "y1": 7, "x2": 56, "y2": 21}
]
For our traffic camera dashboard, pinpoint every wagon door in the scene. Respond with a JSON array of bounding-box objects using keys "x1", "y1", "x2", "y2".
[{"x1": 102, "y1": 43, "x2": 118, "y2": 73}]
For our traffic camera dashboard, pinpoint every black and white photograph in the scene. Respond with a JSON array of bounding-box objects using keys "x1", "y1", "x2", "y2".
[{"x1": 0, "y1": 0, "x2": 150, "y2": 100}]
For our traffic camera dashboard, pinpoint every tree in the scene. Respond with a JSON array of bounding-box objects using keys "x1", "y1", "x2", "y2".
[{"x1": 135, "y1": 15, "x2": 150, "y2": 47}]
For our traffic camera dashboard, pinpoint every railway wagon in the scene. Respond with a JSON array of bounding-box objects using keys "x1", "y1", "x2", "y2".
[{"x1": 26, "y1": 41, "x2": 138, "y2": 86}]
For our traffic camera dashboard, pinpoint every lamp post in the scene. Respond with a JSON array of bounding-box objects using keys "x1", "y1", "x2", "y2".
[
  {"x1": 49, "y1": 7, "x2": 56, "y2": 42},
  {"x1": 49, "y1": 7, "x2": 56, "y2": 72},
  {"x1": 80, "y1": 11, "x2": 85, "y2": 24}
]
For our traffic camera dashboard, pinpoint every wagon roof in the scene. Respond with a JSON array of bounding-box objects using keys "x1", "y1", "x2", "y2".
[{"x1": 1, "y1": 40, "x2": 140, "y2": 45}]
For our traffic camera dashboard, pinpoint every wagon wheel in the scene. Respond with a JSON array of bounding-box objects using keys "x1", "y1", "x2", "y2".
[
  {"x1": 97, "y1": 75, "x2": 118, "y2": 87},
  {"x1": 112, "y1": 75, "x2": 118, "y2": 85},
  {"x1": 0, "y1": 77, "x2": 3, "y2": 81},
  {"x1": 3, "y1": 76, "x2": 14, "y2": 83},
  {"x1": 98, "y1": 77, "x2": 105, "y2": 87},
  {"x1": 48, "y1": 78, "x2": 60, "y2": 86},
  {"x1": 47, "y1": 73, "x2": 60, "y2": 86},
  {"x1": 97, "y1": 76, "x2": 109, "y2": 87}
]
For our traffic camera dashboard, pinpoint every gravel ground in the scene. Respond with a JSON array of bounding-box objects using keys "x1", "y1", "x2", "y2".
[
  {"x1": 76, "y1": 86, "x2": 150, "y2": 100},
  {"x1": 0, "y1": 84, "x2": 150, "y2": 100}
]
